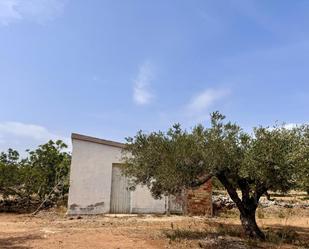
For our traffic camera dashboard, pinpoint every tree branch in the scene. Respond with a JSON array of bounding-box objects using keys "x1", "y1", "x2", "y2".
[
  {"x1": 189, "y1": 173, "x2": 214, "y2": 188},
  {"x1": 254, "y1": 183, "x2": 269, "y2": 204},
  {"x1": 237, "y1": 178, "x2": 250, "y2": 201},
  {"x1": 217, "y1": 172, "x2": 246, "y2": 214},
  {"x1": 264, "y1": 191, "x2": 272, "y2": 201}
]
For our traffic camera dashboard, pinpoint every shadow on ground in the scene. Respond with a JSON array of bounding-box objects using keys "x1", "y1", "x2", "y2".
[
  {"x1": 163, "y1": 221, "x2": 309, "y2": 248},
  {"x1": 0, "y1": 234, "x2": 42, "y2": 249}
]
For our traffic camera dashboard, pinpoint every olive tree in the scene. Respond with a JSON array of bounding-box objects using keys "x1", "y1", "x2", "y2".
[
  {"x1": 122, "y1": 112, "x2": 308, "y2": 240},
  {"x1": 295, "y1": 125, "x2": 309, "y2": 194}
]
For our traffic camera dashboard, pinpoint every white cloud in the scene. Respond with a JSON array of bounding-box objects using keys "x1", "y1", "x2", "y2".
[
  {"x1": 0, "y1": 121, "x2": 70, "y2": 156},
  {"x1": 184, "y1": 88, "x2": 230, "y2": 123},
  {"x1": 265, "y1": 122, "x2": 308, "y2": 133},
  {"x1": 133, "y1": 61, "x2": 154, "y2": 105},
  {"x1": 187, "y1": 88, "x2": 229, "y2": 113},
  {"x1": 0, "y1": 0, "x2": 67, "y2": 26},
  {"x1": 283, "y1": 123, "x2": 308, "y2": 129},
  {"x1": 283, "y1": 123, "x2": 298, "y2": 130},
  {"x1": 156, "y1": 88, "x2": 230, "y2": 128}
]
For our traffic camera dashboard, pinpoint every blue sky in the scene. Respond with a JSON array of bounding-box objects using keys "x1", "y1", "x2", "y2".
[{"x1": 0, "y1": 0, "x2": 309, "y2": 154}]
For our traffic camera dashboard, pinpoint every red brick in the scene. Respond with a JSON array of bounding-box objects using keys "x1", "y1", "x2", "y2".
[{"x1": 185, "y1": 179, "x2": 212, "y2": 216}]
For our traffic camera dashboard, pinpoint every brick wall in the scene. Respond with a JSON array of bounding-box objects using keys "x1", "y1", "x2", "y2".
[{"x1": 185, "y1": 180, "x2": 212, "y2": 216}]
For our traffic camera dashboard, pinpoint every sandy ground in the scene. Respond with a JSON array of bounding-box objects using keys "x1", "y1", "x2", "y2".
[{"x1": 0, "y1": 206, "x2": 308, "y2": 249}]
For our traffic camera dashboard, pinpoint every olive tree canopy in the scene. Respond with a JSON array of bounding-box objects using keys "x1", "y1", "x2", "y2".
[{"x1": 122, "y1": 112, "x2": 308, "y2": 239}]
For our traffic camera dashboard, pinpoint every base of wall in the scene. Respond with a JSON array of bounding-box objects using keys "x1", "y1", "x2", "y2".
[
  {"x1": 67, "y1": 180, "x2": 213, "y2": 216},
  {"x1": 68, "y1": 202, "x2": 106, "y2": 215}
]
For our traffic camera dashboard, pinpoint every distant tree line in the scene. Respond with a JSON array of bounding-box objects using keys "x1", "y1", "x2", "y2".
[{"x1": 0, "y1": 140, "x2": 71, "y2": 212}]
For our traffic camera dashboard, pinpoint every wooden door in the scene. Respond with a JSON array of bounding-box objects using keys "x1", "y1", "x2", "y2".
[{"x1": 110, "y1": 165, "x2": 131, "y2": 213}]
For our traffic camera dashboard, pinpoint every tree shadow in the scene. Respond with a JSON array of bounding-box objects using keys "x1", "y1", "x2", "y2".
[
  {"x1": 163, "y1": 220, "x2": 309, "y2": 248},
  {"x1": 0, "y1": 234, "x2": 42, "y2": 249},
  {"x1": 263, "y1": 224, "x2": 309, "y2": 247}
]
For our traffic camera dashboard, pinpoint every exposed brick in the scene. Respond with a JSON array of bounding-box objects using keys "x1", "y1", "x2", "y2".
[{"x1": 185, "y1": 179, "x2": 212, "y2": 216}]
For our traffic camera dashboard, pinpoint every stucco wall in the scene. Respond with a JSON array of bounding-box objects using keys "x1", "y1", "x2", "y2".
[
  {"x1": 67, "y1": 137, "x2": 166, "y2": 215},
  {"x1": 131, "y1": 185, "x2": 166, "y2": 214},
  {"x1": 68, "y1": 134, "x2": 212, "y2": 216},
  {"x1": 68, "y1": 139, "x2": 124, "y2": 214}
]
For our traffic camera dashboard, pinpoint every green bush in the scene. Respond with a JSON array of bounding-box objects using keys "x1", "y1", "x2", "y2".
[{"x1": 0, "y1": 140, "x2": 71, "y2": 211}]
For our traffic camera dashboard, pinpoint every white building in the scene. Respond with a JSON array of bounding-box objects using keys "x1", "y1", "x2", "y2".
[{"x1": 67, "y1": 133, "x2": 181, "y2": 215}]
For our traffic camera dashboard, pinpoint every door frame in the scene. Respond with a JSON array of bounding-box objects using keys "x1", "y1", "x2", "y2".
[{"x1": 110, "y1": 163, "x2": 131, "y2": 213}]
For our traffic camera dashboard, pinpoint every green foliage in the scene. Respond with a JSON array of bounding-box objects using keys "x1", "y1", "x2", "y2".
[
  {"x1": 123, "y1": 112, "x2": 308, "y2": 197},
  {"x1": 123, "y1": 112, "x2": 309, "y2": 239},
  {"x1": 241, "y1": 125, "x2": 305, "y2": 193},
  {"x1": 212, "y1": 177, "x2": 224, "y2": 190},
  {"x1": 0, "y1": 149, "x2": 22, "y2": 198},
  {"x1": 295, "y1": 125, "x2": 309, "y2": 194},
  {"x1": 124, "y1": 113, "x2": 307, "y2": 197},
  {"x1": 265, "y1": 228, "x2": 299, "y2": 245},
  {"x1": 123, "y1": 123, "x2": 207, "y2": 198},
  {"x1": 0, "y1": 140, "x2": 71, "y2": 210}
]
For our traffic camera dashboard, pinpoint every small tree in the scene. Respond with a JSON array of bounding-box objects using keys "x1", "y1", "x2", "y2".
[
  {"x1": 0, "y1": 149, "x2": 23, "y2": 198},
  {"x1": 22, "y1": 140, "x2": 71, "y2": 202},
  {"x1": 0, "y1": 140, "x2": 71, "y2": 210},
  {"x1": 123, "y1": 112, "x2": 308, "y2": 240}
]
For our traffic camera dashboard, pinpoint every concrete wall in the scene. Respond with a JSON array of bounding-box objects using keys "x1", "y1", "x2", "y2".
[
  {"x1": 131, "y1": 185, "x2": 166, "y2": 214},
  {"x1": 68, "y1": 134, "x2": 212, "y2": 216},
  {"x1": 67, "y1": 136, "x2": 166, "y2": 215},
  {"x1": 68, "y1": 138, "x2": 122, "y2": 214}
]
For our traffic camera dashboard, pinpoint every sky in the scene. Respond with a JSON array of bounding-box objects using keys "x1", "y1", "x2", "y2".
[{"x1": 0, "y1": 0, "x2": 309, "y2": 155}]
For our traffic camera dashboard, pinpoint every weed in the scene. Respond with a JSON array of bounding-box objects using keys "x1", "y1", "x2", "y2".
[
  {"x1": 265, "y1": 228, "x2": 298, "y2": 244},
  {"x1": 246, "y1": 239, "x2": 259, "y2": 248},
  {"x1": 216, "y1": 223, "x2": 243, "y2": 237},
  {"x1": 278, "y1": 210, "x2": 286, "y2": 219},
  {"x1": 219, "y1": 209, "x2": 239, "y2": 218},
  {"x1": 257, "y1": 209, "x2": 265, "y2": 219},
  {"x1": 163, "y1": 229, "x2": 208, "y2": 241},
  {"x1": 301, "y1": 196, "x2": 309, "y2": 200}
]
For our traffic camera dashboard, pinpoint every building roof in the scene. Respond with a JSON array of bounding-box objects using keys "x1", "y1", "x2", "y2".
[{"x1": 71, "y1": 133, "x2": 126, "y2": 149}]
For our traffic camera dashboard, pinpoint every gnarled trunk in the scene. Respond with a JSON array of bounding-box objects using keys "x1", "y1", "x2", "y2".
[
  {"x1": 240, "y1": 210, "x2": 265, "y2": 240},
  {"x1": 216, "y1": 173, "x2": 266, "y2": 240}
]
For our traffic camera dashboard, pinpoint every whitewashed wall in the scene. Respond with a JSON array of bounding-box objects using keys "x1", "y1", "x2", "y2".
[
  {"x1": 131, "y1": 185, "x2": 166, "y2": 214},
  {"x1": 67, "y1": 136, "x2": 166, "y2": 215},
  {"x1": 68, "y1": 138, "x2": 121, "y2": 214}
]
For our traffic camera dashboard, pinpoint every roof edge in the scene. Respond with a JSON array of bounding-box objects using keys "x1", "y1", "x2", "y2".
[{"x1": 71, "y1": 133, "x2": 125, "y2": 149}]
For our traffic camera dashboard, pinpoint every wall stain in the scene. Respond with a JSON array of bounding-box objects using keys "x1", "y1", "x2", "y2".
[{"x1": 70, "y1": 202, "x2": 104, "y2": 211}]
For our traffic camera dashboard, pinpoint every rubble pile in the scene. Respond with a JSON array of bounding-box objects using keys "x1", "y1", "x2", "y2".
[{"x1": 212, "y1": 194, "x2": 309, "y2": 212}]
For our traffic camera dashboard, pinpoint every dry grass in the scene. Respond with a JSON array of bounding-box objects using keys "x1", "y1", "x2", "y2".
[
  {"x1": 0, "y1": 192, "x2": 308, "y2": 249},
  {"x1": 163, "y1": 191, "x2": 309, "y2": 248}
]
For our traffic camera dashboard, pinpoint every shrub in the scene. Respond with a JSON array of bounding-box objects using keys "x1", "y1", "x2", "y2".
[{"x1": 0, "y1": 140, "x2": 71, "y2": 212}]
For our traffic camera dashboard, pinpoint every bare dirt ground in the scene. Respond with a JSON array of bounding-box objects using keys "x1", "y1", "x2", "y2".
[
  {"x1": 0, "y1": 193, "x2": 308, "y2": 249},
  {"x1": 0, "y1": 208, "x2": 308, "y2": 249}
]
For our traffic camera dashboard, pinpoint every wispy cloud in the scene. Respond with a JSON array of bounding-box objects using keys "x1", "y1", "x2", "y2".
[
  {"x1": 157, "y1": 88, "x2": 231, "y2": 128},
  {"x1": 0, "y1": 121, "x2": 70, "y2": 155},
  {"x1": 185, "y1": 88, "x2": 230, "y2": 123},
  {"x1": 283, "y1": 123, "x2": 298, "y2": 130},
  {"x1": 283, "y1": 123, "x2": 308, "y2": 130},
  {"x1": 0, "y1": 0, "x2": 67, "y2": 26},
  {"x1": 187, "y1": 88, "x2": 230, "y2": 113},
  {"x1": 133, "y1": 61, "x2": 155, "y2": 105}
]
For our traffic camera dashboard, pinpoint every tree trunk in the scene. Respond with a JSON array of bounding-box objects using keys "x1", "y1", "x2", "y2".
[
  {"x1": 216, "y1": 173, "x2": 265, "y2": 240},
  {"x1": 240, "y1": 210, "x2": 265, "y2": 240}
]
